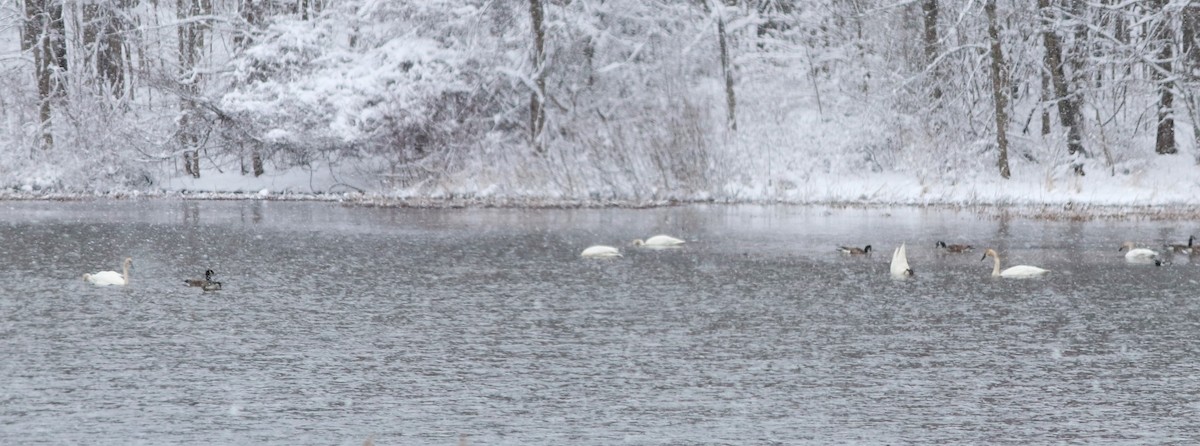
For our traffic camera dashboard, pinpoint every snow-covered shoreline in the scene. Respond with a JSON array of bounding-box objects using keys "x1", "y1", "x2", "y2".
[{"x1": 3, "y1": 188, "x2": 1198, "y2": 221}]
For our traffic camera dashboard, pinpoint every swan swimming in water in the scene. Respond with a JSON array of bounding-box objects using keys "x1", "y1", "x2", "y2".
[
  {"x1": 981, "y1": 249, "x2": 1049, "y2": 278},
  {"x1": 890, "y1": 243, "x2": 913, "y2": 278},
  {"x1": 1119, "y1": 242, "x2": 1162, "y2": 266},
  {"x1": 581, "y1": 245, "x2": 622, "y2": 258},
  {"x1": 632, "y1": 235, "x2": 685, "y2": 247},
  {"x1": 83, "y1": 257, "x2": 133, "y2": 286}
]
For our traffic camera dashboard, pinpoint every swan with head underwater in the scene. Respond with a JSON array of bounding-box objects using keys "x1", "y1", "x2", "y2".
[
  {"x1": 890, "y1": 243, "x2": 913, "y2": 278},
  {"x1": 981, "y1": 249, "x2": 1049, "y2": 278},
  {"x1": 632, "y1": 235, "x2": 685, "y2": 248},
  {"x1": 83, "y1": 257, "x2": 133, "y2": 286},
  {"x1": 581, "y1": 245, "x2": 622, "y2": 258},
  {"x1": 1119, "y1": 241, "x2": 1163, "y2": 266}
]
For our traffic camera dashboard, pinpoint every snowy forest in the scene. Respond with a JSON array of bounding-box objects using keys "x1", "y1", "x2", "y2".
[{"x1": 2, "y1": 0, "x2": 1200, "y2": 205}]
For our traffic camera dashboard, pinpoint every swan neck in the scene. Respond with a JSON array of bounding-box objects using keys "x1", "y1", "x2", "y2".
[
  {"x1": 122, "y1": 262, "x2": 130, "y2": 284},
  {"x1": 992, "y1": 254, "x2": 1001, "y2": 276}
]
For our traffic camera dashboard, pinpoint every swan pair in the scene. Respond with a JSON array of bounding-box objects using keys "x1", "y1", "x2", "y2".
[
  {"x1": 185, "y1": 269, "x2": 223, "y2": 291},
  {"x1": 582, "y1": 234, "x2": 685, "y2": 258},
  {"x1": 83, "y1": 258, "x2": 133, "y2": 286}
]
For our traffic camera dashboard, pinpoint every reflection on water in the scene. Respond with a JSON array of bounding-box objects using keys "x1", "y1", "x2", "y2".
[{"x1": 2, "y1": 201, "x2": 1199, "y2": 444}]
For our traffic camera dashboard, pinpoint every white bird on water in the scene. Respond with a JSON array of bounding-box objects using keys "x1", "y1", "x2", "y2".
[
  {"x1": 890, "y1": 243, "x2": 913, "y2": 278},
  {"x1": 981, "y1": 249, "x2": 1049, "y2": 278},
  {"x1": 83, "y1": 257, "x2": 133, "y2": 286},
  {"x1": 581, "y1": 245, "x2": 622, "y2": 258},
  {"x1": 633, "y1": 235, "x2": 685, "y2": 247},
  {"x1": 1119, "y1": 241, "x2": 1162, "y2": 266}
]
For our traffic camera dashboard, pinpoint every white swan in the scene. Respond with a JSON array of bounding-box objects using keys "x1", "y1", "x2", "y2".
[
  {"x1": 581, "y1": 245, "x2": 622, "y2": 258},
  {"x1": 1120, "y1": 241, "x2": 1162, "y2": 266},
  {"x1": 83, "y1": 257, "x2": 133, "y2": 286},
  {"x1": 890, "y1": 243, "x2": 913, "y2": 278},
  {"x1": 633, "y1": 235, "x2": 685, "y2": 247},
  {"x1": 981, "y1": 249, "x2": 1048, "y2": 278}
]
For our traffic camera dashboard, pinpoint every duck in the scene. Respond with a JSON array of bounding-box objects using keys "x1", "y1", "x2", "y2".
[
  {"x1": 202, "y1": 280, "x2": 223, "y2": 292},
  {"x1": 1164, "y1": 235, "x2": 1195, "y2": 254},
  {"x1": 890, "y1": 243, "x2": 913, "y2": 278},
  {"x1": 581, "y1": 245, "x2": 622, "y2": 258},
  {"x1": 838, "y1": 245, "x2": 871, "y2": 255},
  {"x1": 185, "y1": 269, "x2": 216, "y2": 287},
  {"x1": 1119, "y1": 242, "x2": 1162, "y2": 266},
  {"x1": 632, "y1": 235, "x2": 685, "y2": 247},
  {"x1": 83, "y1": 257, "x2": 133, "y2": 286},
  {"x1": 981, "y1": 249, "x2": 1049, "y2": 278},
  {"x1": 936, "y1": 241, "x2": 974, "y2": 253}
]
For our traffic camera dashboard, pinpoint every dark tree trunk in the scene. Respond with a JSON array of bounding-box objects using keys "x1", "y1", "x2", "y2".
[
  {"x1": 178, "y1": 0, "x2": 205, "y2": 177},
  {"x1": 1038, "y1": 0, "x2": 1087, "y2": 164},
  {"x1": 528, "y1": 0, "x2": 547, "y2": 153},
  {"x1": 24, "y1": 0, "x2": 65, "y2": 150},
  {"x1": 922, "y1": 0, "x2": 941, "y2": 99},
  {"x1": 717, "y1": 13, "x2": 737, "y2": 131},
  {"x1": 986, "y1": 0, "x2": 1010, "y2": 178},
  {"x1": 1153, "y1": 0, "x2": 1176, "y2": 154}
]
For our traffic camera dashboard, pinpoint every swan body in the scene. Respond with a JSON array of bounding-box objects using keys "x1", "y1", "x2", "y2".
[
  {"x1": 838, "y1": 245, "x2": 871, "y2": 255},
  {"x1": 581, "y1": 245, "x2": 622, "y2": 258},
  {"x1": 890, "y1": 243, "x2": 913, "y2": 278},
  {"x1": 936, "y1": 241, "x2": 974, "y2": 253},
  {"x1": 1120, "y1": 242, "x2": 1162, "y2": 266},
  {"x1": 83, "y1": 257, "x2": 133, "y2": 286},
  {"x1": 981, "y1": 249, "x2": 1048, "y2": 278},
  {"x1": 633, "y1": 235, "x2": 685, "y2": 247},
  {"x1": 185, "y1": 269, "x2": 216, "y2": 287}
]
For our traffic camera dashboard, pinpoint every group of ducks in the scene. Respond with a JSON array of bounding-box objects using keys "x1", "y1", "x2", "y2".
[
  {"x1": 582, "y1": 233, "x2": 1197, "y2": 280},
  {"x1": 82, "y1": 258, "x2": 222, "y2": 291}
]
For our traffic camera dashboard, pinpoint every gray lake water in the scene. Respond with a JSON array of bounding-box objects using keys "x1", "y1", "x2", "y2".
[{"x1": 2, "y1": 201, "x2": 1200, "y2": 445}]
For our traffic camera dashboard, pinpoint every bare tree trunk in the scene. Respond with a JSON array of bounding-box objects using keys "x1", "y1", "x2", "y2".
[
  {"x1": 178, "y1": 0, "x2": 203, "y2": 177},
  {"x1": 717, "y1": 12, "x2": 737, "y2": 131},
  {"x1": 24, "y1": 0, "x2": 65, "y2": 151},
  {"x1": 1040, "y1": 72, "x2": 1051, "y2": 135},
  {"x1": 1038, "y1": 0, "x2": 1087, "y2": 169},
  {"x1": 528, "y1": 0, "x2": 547, "y2": 153},
  {"x1": 986, "y1": 0, "x2": 1010, "y2": 179},
  {"x1": 921, "y1": 0, "x2": 941, "y2": 100},
  {"x1": 82, "y1": 2, "x2": 128, "y2": 98},
  {"x1": 1153, "y1": 0, "x2": 1177, "y2": 154}
]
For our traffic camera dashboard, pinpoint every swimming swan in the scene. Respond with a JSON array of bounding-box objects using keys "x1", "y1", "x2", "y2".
[
  {"x1": 838, "y1": 245, "x2": 872, "y2": 255},
  {"x1": 633, "y1": 235, "x2": 685, "y2": 247},
  {"x1": 981, "y1": 249, "x2": 1049, "y2": 278},
  {"x1": 890, "y1": 243, "x2": 913, "y2": 278},
  {"x1": 83, "y1": 257, "x2": 133, "y2": 286},
  {"x1": 581, "y1": 245, "x2": 622, "y2": 258},
  {"x1": 1119, "y1": 242, "x2": 1162, "y2": 266},
  {"x1": 185, "y1": 269, "x2": 216, "y2": 287}
]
